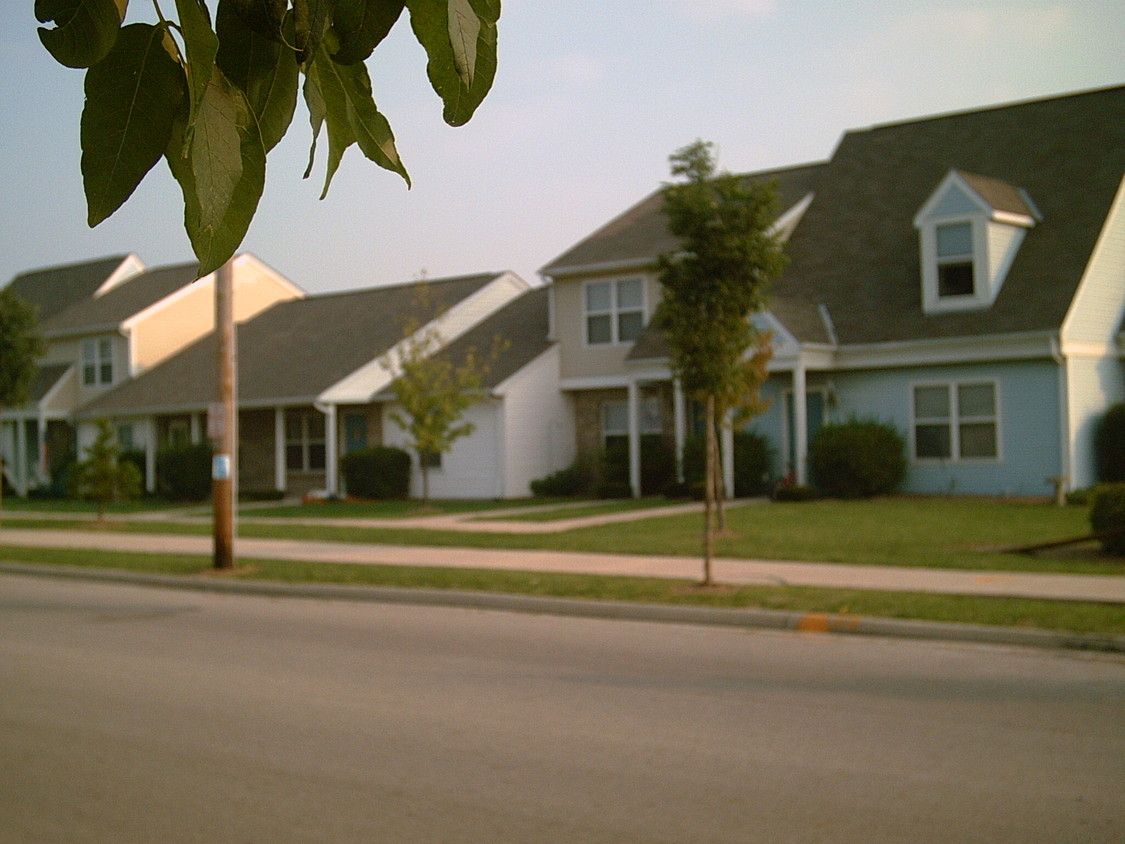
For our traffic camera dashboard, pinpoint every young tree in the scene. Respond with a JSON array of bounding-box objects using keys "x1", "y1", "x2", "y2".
[
  {"x1": 381, "y1": 303, "x2": 506, "y2": 504},
  {"x1": 69, "y1": 419, "x2": 143, "y2": 519},
  {"x1": 35, "y1": 0, "x2": 501, "y2": 275},
  {"x1": 0, "y1": 288, "x2": 46, "y2": 510},
  {"x1": 656, "y1": 140, "x2": 787, "y2": 584}
]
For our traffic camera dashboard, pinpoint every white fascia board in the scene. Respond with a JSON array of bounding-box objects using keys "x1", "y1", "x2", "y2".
[
  {"x1": 95, "y1": 253, "x2": 146, "y2": 296},
  {"x1": 913, "y1": 171, "x2": 991, "y2": 227},
  {"x1": 770, "y1": 193, "x2": 814, "y2": 242},
  {"x1": 317, "y1": 272, "x2": 529, "y2": 406},
  {"x1": 231, "y1": 252, "x2": 307, "y2": 300},
  {"x1": 833, "y1": 331, "x2": 1057, "y2": 369},
  {"x1": 1061, "y1": 175, "x2": 1125, "y2": 345},
  {"x1": 542, "y1": 257, "x2": 654, "y2": 281},
  {"x1": 559, "y1": 374, "x2": 632, "y2": 391}
]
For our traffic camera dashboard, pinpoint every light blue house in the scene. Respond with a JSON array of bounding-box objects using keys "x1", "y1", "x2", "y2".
[{"x1": 541, "y1": 86, "x2": 1125, "y2": 497}]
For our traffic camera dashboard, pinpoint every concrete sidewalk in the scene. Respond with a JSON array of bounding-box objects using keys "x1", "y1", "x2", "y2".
[{"x1": 2, "y1": 526, "x2": 1123, "y2": 604}]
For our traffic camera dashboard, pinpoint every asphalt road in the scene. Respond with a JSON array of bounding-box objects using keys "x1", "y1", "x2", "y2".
[{"x1": 1, "y1": 573, "x2": 1122, "y2": 843}]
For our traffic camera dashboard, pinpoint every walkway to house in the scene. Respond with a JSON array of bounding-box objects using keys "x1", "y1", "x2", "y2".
[{"x1": 2, "y1": 497, "x2": 1123, "y2": 604}]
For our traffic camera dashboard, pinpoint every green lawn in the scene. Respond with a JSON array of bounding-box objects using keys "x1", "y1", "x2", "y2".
[{"x1": 3, "y1": 496, "x2": 1121, "y2": 575}]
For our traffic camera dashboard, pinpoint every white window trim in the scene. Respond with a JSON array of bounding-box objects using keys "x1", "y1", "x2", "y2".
[
  {"x1": 583, "y1": 277, "x2": 646, "y2": 347},
  {"x1": 81, "y1": 337, "x2": 115, "y2": 387},
  {"x1": 910, "y1": 379, "x2": 1002, "y2": 463},
  {"x1": 914, "y1": 172, "x2": 1036, "y2": 315},
  {"x1": 285, "y1": 410, "x2": 327, "y2": 473}
]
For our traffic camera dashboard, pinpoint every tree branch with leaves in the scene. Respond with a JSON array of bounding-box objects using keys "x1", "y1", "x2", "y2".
[{"x1": 35, "y1": 0, "x2": 500, "y2": 275}]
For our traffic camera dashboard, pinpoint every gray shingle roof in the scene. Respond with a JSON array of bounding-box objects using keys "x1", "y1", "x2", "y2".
[
  {"x1": 775, "y1": 85, "x2": 1125, "y2": 345},
  {"x1": 540, "y1": 163, "x2": 825, "y2": 277},
  {"x1": 377, "y1": 286, "x2": 553, "y2": 398},
  {"x1": 29, "y1": 363, "x2": 72, "y2": 403},
  {"x1": 78, "y1": 273, "x2": 502, "y2": 414},
  {"x1": 41, "y1": 262, "x2": 202, "y2": 335},
  {"x1": 3, "y1": 255, "x2": 132, "y2": 323}
]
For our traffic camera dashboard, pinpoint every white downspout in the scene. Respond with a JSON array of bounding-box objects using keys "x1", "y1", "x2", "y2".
[
  {"x1": 721, "y1": 411, "x2": 734, "y2": 499},
  {"x1": 673, "y1": 379, "x2": 686, "y2": 483},
  {"x1": 1050, "y1": 337, "x2": 1071, "y2": 490},
  {"x1": 793, "y1": 359, "x2": 808, "y2": 485},
  {"x1": 315, "y1": 401, "x2": 338, "y2": 498},
  {"x1": 274, "y1": 408, "x2": 286, "y2": 493}
]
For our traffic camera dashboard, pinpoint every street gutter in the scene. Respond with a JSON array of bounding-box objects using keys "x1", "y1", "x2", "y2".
[{"x1": 3, "y1": 561, "x2": 1123, "y2": 655}]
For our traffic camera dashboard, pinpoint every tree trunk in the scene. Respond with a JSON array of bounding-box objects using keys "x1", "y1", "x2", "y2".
[
  {"x1": 702, "y1": 395, "x2": 715, "y2": 585},
  {"x1": 713, "y1": 413, "x2": 726, "y2": 532}
]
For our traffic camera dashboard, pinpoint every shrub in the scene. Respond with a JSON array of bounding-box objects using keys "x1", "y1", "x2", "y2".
[
  {"x1": 341, "y1": 446, "x2": 411, "y2": 499},
  {"x1": 1090, "y1": 483, "x2": 1125, "y2": 555},
  {"x1": 531, "y1": 451, "x2": 600, "y2": 497},
  {"x1": 681, "y1": 430, "x2": 773, "y2": 498},
  {"x1": 1095, "y1": 403, "x2": 1125, "y2": 483},
  {"x1": 602, "y1": 436, "x2": 677, "y2": 497},
  {"x1": 773, "y1": 483, "x2": 818, "y2": 502},
  {"x1": 808, "y1": 418, "x2": 907, "y2": 499},
  {"x1": 156, "y1": 442, "x2": 213, "y2": 501}
]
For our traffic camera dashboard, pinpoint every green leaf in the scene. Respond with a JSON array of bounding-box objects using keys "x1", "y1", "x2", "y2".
[
  {"x1": 305, "y1": 43, "x2": 409, "y2": 197},
  {"x1": 294, "y1": 0, "x2": 336, "y2": 64},
  {"x1": 165, "y1": 69, "x2": 266, "y2": 275},
  {"x1": 331, "y1": 0, "x2": 405, "y2": 65},
  {"x1": 223, "y1": 0, "x2": 287, "y2": 41},
  {"x1": 405, "y1": 0, "x2": 498, "y2": 126},
  {"x1": 174, "y1": 0, "x2": 219, "y2": 133},
  {"x1": 81, "y1": 23, "x2": 186, "y2": 227},
  {"x1": 216, "y1": 1, "x2": 300, "y2": 152},
  {"x1": 37, "y1": 0, "x2": 126, "y2": 69}
]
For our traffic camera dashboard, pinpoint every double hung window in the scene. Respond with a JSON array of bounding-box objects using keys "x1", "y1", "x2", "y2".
[
  {"x1": 585, "y1": 278, "x2": 644, "y2": 345},
  {"x1": 81, "y1": 338, "x2": 114, "y2": 386},
  {"x1": 935, "y1": 222, "x2": 975, "y2": 298},
  {"x1": 285, "y1": 410, "x2": 327, "y2": 472},
  {"x1": 913, "y1": 382, "x2": 998, "y2": 461}
]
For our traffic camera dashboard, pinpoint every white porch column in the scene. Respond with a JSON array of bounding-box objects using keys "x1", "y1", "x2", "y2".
[
  {"x1": 321, "y1": 403, "x2": 338, "y2": 498},
  {"x1": 145, "y1": 416, "x2": 158, "y2": 493},
  {"x1": 15, "y1": 417, "x2": 28, "y2": 497},
  {"x1": 36, "y1": 412, "x2": 48, "y2": 484},
  {"x1": 274, "y1": 408, "x2": 286, "y2": 493},
  {"x1": 721, "y1": 412, "x2": 734, "y2": 499},
  {"x1": 627, "y1": 378, "x2": 641, "y2": 498},
  {"x1": 673, "y1": 379, "x2": 686, "y2": 483},
  {"x1": 793, "y1": 360, "x2": 808, "y2": 485},
  {"x1": 189, "y1": 413, "x2": 201, "y2": 445}
]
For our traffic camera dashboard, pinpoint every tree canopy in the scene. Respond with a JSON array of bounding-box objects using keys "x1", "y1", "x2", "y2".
[
  {"x1": 0, "y1": 288, "x2": 46, "y2": 412},
  {"x1": 656, "y1": 139, "x2": 787, "y2": 582},
  {"x1": 35, "y1": 0, "x2": 501, "y2": 275}
]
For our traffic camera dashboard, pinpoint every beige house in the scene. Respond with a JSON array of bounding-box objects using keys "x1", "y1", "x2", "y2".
[{"x1": 1, "y1": 253, "x2": 303, "y2": 495}]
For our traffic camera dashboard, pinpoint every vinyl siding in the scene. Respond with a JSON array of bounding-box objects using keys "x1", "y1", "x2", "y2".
[
  {"x1": 749, "y1": 361, "x2": 1063, "y2": 496},
  {"x1": 497, "y1": 346, "x2": 574, "y2": 496},
  {"x1": 1063, "y1": 176, "x2": 1125, "y2": 345},
  {"x1": 1067, "y1": 354, "x2": 1125, "y2": 488},
  {"x1": 554, "y1": 273, "x2": 661, "y2": 381}
]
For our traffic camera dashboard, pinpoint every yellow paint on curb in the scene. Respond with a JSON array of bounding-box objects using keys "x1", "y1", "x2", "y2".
[{"x1": 797, "y1": 613, "x2": 831, "y2": 632}]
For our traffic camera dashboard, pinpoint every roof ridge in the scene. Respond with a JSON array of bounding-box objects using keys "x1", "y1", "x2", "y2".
[{"x1": 850, "y1": 84, "x2": 1125, "y2": 137}]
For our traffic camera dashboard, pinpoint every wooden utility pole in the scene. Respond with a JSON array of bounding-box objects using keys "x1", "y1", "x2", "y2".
[{"x1": 211, "y1": 261, "x2": 236, "y2": 569}]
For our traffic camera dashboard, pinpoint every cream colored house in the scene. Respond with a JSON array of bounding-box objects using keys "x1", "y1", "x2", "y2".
[{"x1": 1, "y1": 253, "x2": 303, "y2": 495}]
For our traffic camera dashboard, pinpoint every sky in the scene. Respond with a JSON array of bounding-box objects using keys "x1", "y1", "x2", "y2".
[{"x1": 1, "y1": 1, "x2": 1122, "y2": 296}]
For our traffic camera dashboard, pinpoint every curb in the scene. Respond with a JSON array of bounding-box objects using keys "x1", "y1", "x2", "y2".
[{"x1": 4, "y1": 561, "x2": 1123, "y2": 654}]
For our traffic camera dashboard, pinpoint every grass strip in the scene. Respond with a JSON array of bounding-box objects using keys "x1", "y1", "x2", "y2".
[{"x1": 2, "y1": 545, "x2": 1122, "y2": 637}]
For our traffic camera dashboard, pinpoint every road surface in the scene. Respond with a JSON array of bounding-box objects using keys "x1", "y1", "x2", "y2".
[{"x1": 1, "y1": 573, "x2": 1122, "y2": 842}]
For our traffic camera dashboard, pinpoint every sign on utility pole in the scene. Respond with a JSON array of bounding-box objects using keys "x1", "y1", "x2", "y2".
[{"x1": 212, "y1": 261, "x2": 236, "y2": 569}]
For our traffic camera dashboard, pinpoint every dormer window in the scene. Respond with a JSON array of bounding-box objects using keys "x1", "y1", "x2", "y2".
[
  {"x1": 915, "y1": 170, "x2": 1039, "y2": 315},
  {"x1": 935, "y1": 222, "x2": 974, "y2": 298}
]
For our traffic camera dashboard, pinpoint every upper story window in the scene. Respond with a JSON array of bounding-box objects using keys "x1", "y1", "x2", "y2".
[
  {"x1": 81, "y1": 337, "x2": 114, "y2": 386},
  {"x1": 585, "y1": 277, "x2": 645, "y2": 345},
  {"x1": 935, "y1": 222, "x2": 974, "y2": 298},
  {"x1": 912, "y1": 381, "x2": 999, "y2": 461},
  {"x1": 914, "y1": 170, "x2": 1039, "y2": 315}
]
